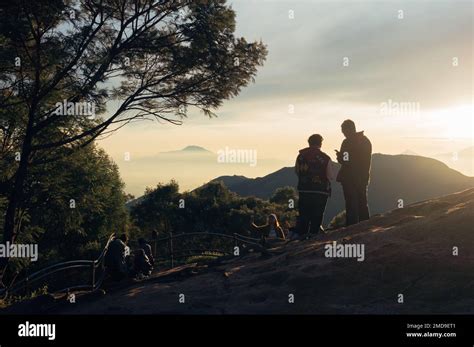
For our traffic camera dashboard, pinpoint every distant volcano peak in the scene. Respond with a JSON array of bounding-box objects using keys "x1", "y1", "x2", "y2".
[{"x1": 181, "y1": 145, "x2": 210, "y2": 152}]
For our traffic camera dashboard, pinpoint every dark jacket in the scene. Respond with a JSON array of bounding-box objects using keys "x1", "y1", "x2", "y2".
[
  {"x1": 105, "y1": 238, "x2": 127, "y2": 272},
  {"x1": 295, "y1": 146, "x2": 331, "y2": 195},
  {"x1": 336, "y1": 131, "x2": 372, "y2": 185}
]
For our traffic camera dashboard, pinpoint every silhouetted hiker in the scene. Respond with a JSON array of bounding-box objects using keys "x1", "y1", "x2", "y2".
[
  {"x1": 138, "y1": 238, "x2": 154, "y2": 265},
  {"x1": 133, "y1": 249, "x2": 153, "y2": 278},
  {"x1": 294, "y1": 134, "x2": 334, "y2": 239},
  {"x1": 105, "y1": 234, "x2": 129, "y2": 281},
  {"x1": 250, "y1": 214, "x2": 285, "y2": 240},
  {"x1": 336, "y1": 119, "x2": 372, "y2": 226}
]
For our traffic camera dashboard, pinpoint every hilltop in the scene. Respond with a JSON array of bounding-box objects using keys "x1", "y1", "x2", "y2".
[{"x1": 55, "y1": 188, "x2": 474, "y2": 314}]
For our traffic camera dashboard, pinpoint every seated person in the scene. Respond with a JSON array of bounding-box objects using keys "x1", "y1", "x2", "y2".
[
  {"x1": 250, "y1": 214, "x2": 286, "y2": 240},
  {"x1": 133, "y1": 249, "x2": 153, "y2": 278},
  {"x1": 105, "y1": 234, "x2": 129, "y2": 281},
  {"x1": 138, "y1": 238, "x2": 154, "y2": 265}
]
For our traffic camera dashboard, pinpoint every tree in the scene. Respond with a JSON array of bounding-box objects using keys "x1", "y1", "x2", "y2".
[
  {"x1": 270, "y1": 186, "x2": 297, "y2": 205},
  {"x1": 130, "y1": 180, "x2": 299, "y2": 240},
  {"x1": 130, "y1": 180, "x2": 180, "y2": 235},
  {"x1": 1, "y1": 143, "x2": 129, "y2": 276},
  {"x1": 0, "y1": 0, "x2": 267, "y2": 276},
  {"x1": 28, "y1": 145, "x2": 129, "y2": 260}
]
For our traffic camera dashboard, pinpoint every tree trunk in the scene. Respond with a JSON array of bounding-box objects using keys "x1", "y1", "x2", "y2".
[{"x1": 0, "y1": 134, "x2": 32, "y2": 284}]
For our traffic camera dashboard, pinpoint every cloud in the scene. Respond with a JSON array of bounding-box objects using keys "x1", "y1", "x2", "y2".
[
  {"x1": 98, "y1": 0, "x2": 473, "y2": 192},
  {"x1": 230, "y1": 0, "x2": 472, "y2": 109}
]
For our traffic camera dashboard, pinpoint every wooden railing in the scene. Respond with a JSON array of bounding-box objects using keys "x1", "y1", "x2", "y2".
[
  {"x1": 133, "y1": 232, "x2": 263, "y2": 268},
  {"x1": 0, "y1": 233, "x2": 115, "y2": 299},
  {"x1": 0, "y1": 232, "x2": 263, "y2": 299}
]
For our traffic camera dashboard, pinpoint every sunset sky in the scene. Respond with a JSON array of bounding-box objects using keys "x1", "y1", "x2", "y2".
[{"x1": 98, "y1": 0, "x2": 473, "y2": 195}]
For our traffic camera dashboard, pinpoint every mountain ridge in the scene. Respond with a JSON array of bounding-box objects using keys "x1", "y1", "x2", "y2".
[{"x1": 212, "y1": 153, "x2": 474, "y2": 224}]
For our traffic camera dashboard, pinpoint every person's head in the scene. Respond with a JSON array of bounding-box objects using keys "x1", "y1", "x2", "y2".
[
  {"x1": 268, "y1": 214, "x2": 280, "y2": 228},
  {"x1": 119, "y1": 233, "x2": 128, "y2": 243},
  {"x1": 307, "y1": 134, "x2": 323, "y2": 148},
  {"x1": 341, "y1": 119, "x2": 356, "y2": 138}
]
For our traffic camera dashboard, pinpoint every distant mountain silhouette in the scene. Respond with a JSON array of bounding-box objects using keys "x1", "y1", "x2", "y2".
[
  {"x1": 122, "y1": 144, "x2": 288, "y2": 196},
  {"x1": 160, "y1": 145, "x2": 213, "y2": 154},
  {"x1": 182, "y1": 145, "x2": 212, "y2": 152},
  {"x1": 213, "y1": 154, "x2": 474, "y2": 225}
]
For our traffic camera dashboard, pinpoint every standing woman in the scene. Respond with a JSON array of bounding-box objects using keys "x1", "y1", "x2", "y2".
[{"x1": 251, "y1": 214, "x2": 286, "y2": 240}]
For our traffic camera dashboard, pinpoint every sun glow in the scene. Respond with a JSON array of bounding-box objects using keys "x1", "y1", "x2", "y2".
[{"x1": 427, "y1": 104, "x2": 474, "y2": 140}]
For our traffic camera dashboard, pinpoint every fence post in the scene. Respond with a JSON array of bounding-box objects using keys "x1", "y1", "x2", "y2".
[
  {"x1": 169, "y1": 232, "x2": 174, "y2": 268},
  {"x1": 91, "y1": 261, "x2": 96, "y2": 291},
  {"x1": 233, "y1": 233, "x2": 237, "y2": 254}
]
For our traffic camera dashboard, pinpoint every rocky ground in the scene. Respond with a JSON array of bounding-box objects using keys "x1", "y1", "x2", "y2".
[{"x1": 5, "y1": 189, "x2": 474, "y2": 314}]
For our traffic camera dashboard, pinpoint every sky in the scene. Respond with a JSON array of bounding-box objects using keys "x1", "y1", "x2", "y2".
[{"x1": 98, "y1": 0, "x2": 473, "y2": 195}]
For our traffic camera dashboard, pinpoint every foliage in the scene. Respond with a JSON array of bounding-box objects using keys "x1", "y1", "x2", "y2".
[
  {"x1": 270, "y1": 186, "x2": 298, "y2": 205},
  {"x1": 0, "y1": 144, "x2": 129, "y2": 273},
  {"x1": 0, "y1": 0, "x2": 267, "y2": 272},
  {"x1": 130, "y1": 181, "x2": 298, "y2": 238}
]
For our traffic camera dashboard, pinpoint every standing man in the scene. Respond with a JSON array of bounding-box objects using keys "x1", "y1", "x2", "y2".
[
  {"x1": 295, "y1": 134, "x2": 334, "y2": 239},
  {"x1": 336, "y1": 119, "x2": 372, "y2": 226}
]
